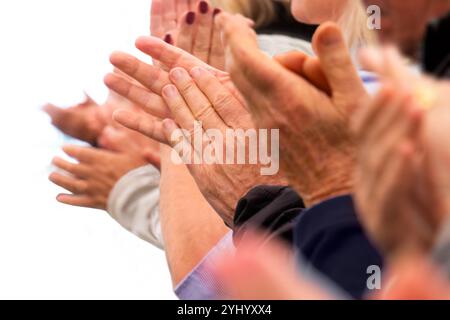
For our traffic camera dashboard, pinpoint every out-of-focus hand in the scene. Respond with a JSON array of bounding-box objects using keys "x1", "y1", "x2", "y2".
[
  {"x1": 358, "y1": 46, "x2": 450, "y2": 239},
  {"x1": 217, "y1": 14, "x2": 368, "y2": 207},
  {"x1": 352, "y1": 85, "x2": 441, "y2": 258},
  {"x1": 113, "y1": 66, "x2": 286, "y2": 226},
  {"x1": 49, "y1": 145, "x2": 149, "y2": 210},
  {"x1": 43, "y1": 94, "x2": 105, "y2": 145}
]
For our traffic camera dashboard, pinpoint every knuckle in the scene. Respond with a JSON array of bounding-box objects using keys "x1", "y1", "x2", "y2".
[
  {"x1": 75, "y1": 181, "x2": 88, "y2": 194},
  {"x1": 194, "y1": 104, "x2": 215, "y2": 121},
  {"x1": 179, "y1": 79, "x2": 197, "y2": 96},
  {"x1": 213, "y1": 91, "x2": 234, "y2": 108}
]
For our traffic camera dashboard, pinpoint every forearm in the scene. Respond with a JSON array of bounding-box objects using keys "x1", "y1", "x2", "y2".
[{"x1": 159, "y1": 146, "x2": 230, "y2": 287}]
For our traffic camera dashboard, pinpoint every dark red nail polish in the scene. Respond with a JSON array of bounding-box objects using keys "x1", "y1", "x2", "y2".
[
  {"x1": 199, "y1": 1, "x2": 209, "y2": 14},
  {"x1": 164, "y1": 34, "x2": 173, "y2": 44},
  {"x1": 213, "y1": 8, "x2": 221, "y2": 16},
  {"x1": 186, "y1": 11, "x2": 195, "y2": 25}
]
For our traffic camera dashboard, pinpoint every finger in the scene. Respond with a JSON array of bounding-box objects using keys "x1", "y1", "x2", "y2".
[
  {"x1": 176, "y1": 0, "x2": 190, "y2": 22},
  {"x1": 135, "y1": 36, "x2": 215, "y2": 74},
  {"x1": 192, "y1": 1, "x2": 214, "y2": 63},
  {"x1": 176, "y1": 11, "x2": 196, "y2": 52},
  {"x1": 189, "y1": 66, "x2": 247, "y2": 128},
  {"x1": 209, "y1": 9, "x2": 225, "y2": 69},
  {"x1": 62, "y1": 145, "x2": 101, "y2": 164},
  {"x1": 365, "y1": 91, "x2": 414, "y2": 149},
  {"x1": 163, "y1": 0, "x2": 177, "y2": 33},
  {"x1": 352, "y1": 86, "x2": 394, "y2": 140},
  {"x1": 303, "y1": 57, "x2": 332, "y2": 95},
  {"x1": 364, "y1": 94, "x2": 423, "y2": 188},
  {"x1": 49, "y1": 172, "x2": 87, "y2": 195},
  {"x1": 217, "y1": 12, "x2": 284, "y2": 93},
  {"x1": 313, "y1": 22, "x2": 366, "y2": 103},
  {"x1": 42, "y1": 103, "x2": 66, "y2": 125},
  {"x1": 109, "y1": 51, "x2": 170, "y2": 95},
  {"x1": 56, "y1": 194, "x2": 98, "y2": 209},
  {"x1": 169, "y1": 68, "x2": 225, "y2": 129},
  {"x1": 274, "y1": 51, "x2": 307, "y2": 73},
  {"x1": 113, "y1": 109, "x2": 167, "y2": 144},
  {"x1": 150, "y1": 0, "x2": 164, "y2": 38},
  {"x1": 52, "y1": 156, "x2": 90, "y2": 178},
  {"x1": 161, "y1": 84, "x2": 198, "y2": 134},
  {"x1": 104, "y1": 73, "x2": 171, "y2": 119},
  {"x1": 217, "y1": 13, "x2": 318, "y2": 114},
  {"x1": 275, "y1": 52, "x2": 331, "y2": 95},
  {"x1": 358, "y1": 47, "x2": 385, "y2": 74},
  {"x1": 188, "y1": 0, "x2": 199, "y2": 11},
  {"x1": 162, "y1": 118, "x2": 196, "y2": 164}
]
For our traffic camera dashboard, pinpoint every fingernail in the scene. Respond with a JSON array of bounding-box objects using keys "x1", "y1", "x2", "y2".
[
  {"x1": 163, "y1": 85, "x2": 178, "y2": 98},
  {"x1": 199, "y1": 1, "x2": 209, "y2": 14},
  {"x1": 170, "y1": 68, "x2": 187, "y2": 81},
  {"x1": 213, "y1": 8, "x2": 221, "y2": 16},
  {"x1": 186, "y1": 11, "x2": 196, "y2": 25},
  {"x1": 164, "y1": 34, "x2": 173, "y2": 44},
  {"x1": 319, "y1": 29, "x2": 341, "y2": 47},
  {"x1": 190, "y1": 67, "x2": 203, "y2": 79}
]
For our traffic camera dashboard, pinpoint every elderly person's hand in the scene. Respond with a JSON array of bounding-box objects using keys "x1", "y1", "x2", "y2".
[
  {"x1": 113, "y1": 66, "x2": 286, "y2": 226},
  {"x1": 49, "y1": 145, "x2": 151, "y2": 210},
  {"x1": 217, "y1": 13, "x2": 368, "y2": 207},
  {"x1": 43, "y1": 94, "x2": 105, "y2": 145},
  {"x1": 353, "y1": 46, "x2": 450, "y2": 258},
  {"x1": 352, "y1": 85, "x2": 440, "y2": 258}
]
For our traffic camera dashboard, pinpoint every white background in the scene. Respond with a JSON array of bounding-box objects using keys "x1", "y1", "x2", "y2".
[{"x1": 0, "y1": 0, "x2": 175, "y2": 299}]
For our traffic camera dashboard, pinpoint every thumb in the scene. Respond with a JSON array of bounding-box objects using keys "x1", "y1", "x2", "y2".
[{"x1": 313, "y1": 22, "x2": 365, "y2": 99}]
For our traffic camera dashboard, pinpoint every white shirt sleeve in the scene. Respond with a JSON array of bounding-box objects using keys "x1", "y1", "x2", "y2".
[{"x1": 107, "y1": 165, "x2": 164, "y2": 250}]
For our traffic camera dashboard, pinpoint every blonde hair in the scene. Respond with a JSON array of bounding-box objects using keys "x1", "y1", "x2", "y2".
[
  {"x1": 337, "y1": 1, "x2": 376, "y2": 47},
  {"x1": 210, "y1": 0, "x2": 290, "y2": 29}
]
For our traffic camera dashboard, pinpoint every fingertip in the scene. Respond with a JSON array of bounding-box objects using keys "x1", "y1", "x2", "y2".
[
  {"x1": 135, "y1": 36, "x2": 161, "y2": 52},
  {"x1": 103, "y1": 73, "x2": 117, "y2": 88},
  {"x1": 189, "y1": 66, "x2": 204, "y2": 79},
  {"x1": 316, "y1": 23, "x2": 343, "y2": 49},
  {"x1": 109, "y1": 51, "x2": 124, "y2": 65},
  {"x1": 162, "y1": 118, "x2": 177, "y2": 132},
  {"x1": 112, "y1": 108, "x2": 130, "y2": 123},
  {"x1": 62, "y1": 144, "x2": 79, "y2": 156},
  {"x1": 135, "y1": 36, "x2": 149, "y2": 48},
  {"x1": 161, "y1": 84, "x2": 178, "y2": 98}
]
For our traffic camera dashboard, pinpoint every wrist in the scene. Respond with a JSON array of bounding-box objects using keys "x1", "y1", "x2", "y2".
[{"x1": 296, "y1": 166, "x2": 354, "y2": 208}]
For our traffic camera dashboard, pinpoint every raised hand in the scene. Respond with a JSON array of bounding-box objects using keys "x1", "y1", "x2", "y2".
[
  {"x1": 354, "y1": 46, "x2": 450, "y2": 258},
  {"x1": 113, "y1": 66, "x2": 286, "y2": 225},
  {"x1": 49, "y1": 145, "x2": 150, "y2": 210},
  {"x1": 217, "y1": 13, "x2": 368, "y2": 207},
  {"x1": 352, "y1": 85, "x2": 440, "y2": 258}
]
